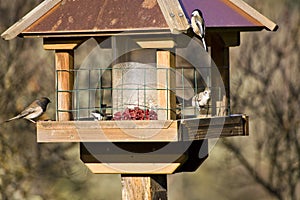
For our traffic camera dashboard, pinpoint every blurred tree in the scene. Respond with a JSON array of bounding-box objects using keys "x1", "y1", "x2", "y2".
[
  {"x1": 223, "y1": 1, "x2": 300, "y2": 200},
  {"x1": 1, "y1": 0, "x2": 298, "y2": 199}
]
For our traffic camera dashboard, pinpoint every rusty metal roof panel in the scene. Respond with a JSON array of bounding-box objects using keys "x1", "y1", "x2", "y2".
[
  {"x1": 2, "y1": 0, "x2": 278, "y2": 39},
  {"x1": 24, "y1": 0, "x2": 169, "y2": 34},
  {"x1": 180, "y1": 0, "x2": 264, "y2": 30}
]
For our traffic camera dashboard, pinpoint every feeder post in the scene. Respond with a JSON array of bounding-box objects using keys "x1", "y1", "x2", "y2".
[
  {"x1": 55, "y1": 50, "x2": 74, "y2": 121},
  {"x1": 156, "y1": 50, "x2": 176, "y2": 120},
  {"x1": 43, "y1": 37, "x2": 87, "y2": 121},
  {"x1": 43, "y1": 38, "x2": 84, "y2": 121},
  {"x1": 210, "y1": 34, "x2": 230, "y2": 116},
  {"x1": 121, "y1": 175, "x2": 168, "y2": 200}
]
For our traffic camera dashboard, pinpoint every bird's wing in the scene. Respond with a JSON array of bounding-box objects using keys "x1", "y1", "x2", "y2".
[
  {"x1": 6, "y1": 100, "x2": 41, "y2": 122},
  {"x1": 6, "y1": 107, "x2": 37, "y2": 122},
  {"x1": 191, "y1": 95, "x2": 196, "y2": 107},
  {"x1": 195, "y1": 20, "x2": 205, "y2": 38}
]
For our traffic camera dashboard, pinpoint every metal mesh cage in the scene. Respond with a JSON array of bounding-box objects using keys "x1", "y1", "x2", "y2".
[{"x1": 55, "y1": 37, "x2": 228, "y2": 121}]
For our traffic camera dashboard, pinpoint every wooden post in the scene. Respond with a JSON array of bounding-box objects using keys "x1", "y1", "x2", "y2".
[
  {"x1": 55, "y1": 50, "x2": 74, "y2": 121},
  {"x1": 210, "y1": 34, "x2": 230, "y2": 116},
  {"x1": 44, "y1": 38, "x2": 84, "y2": 121},
  {"x1": 121, "y1": 175, "x2": 168, "y2": 200},
  {"x1": 156, "y1": 50, "x2": 176, "y2": 120}
]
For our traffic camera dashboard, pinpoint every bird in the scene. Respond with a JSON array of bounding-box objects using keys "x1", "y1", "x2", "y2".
[
  {"x1": 3, "y1": 97, "x2": 51, "y2": 124},
  {"x1": 192, "y1": 88, "x2": 211, "y2": 111},
  {"x1": 91, "y1": 110, "x2": 106, "y2": 121},
  {"x1": 191, "y1": 9, "x2": 208, "y2": 52}
]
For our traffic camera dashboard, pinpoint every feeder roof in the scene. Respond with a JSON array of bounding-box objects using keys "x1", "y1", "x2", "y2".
[{"x1": 1, "y1": 0, "x2": 278, "y2": 40}]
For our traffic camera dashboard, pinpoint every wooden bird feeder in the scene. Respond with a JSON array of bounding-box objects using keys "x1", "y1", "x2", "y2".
[{"x1": 2, "y1": 0, "x2": 277, "y2": 199}]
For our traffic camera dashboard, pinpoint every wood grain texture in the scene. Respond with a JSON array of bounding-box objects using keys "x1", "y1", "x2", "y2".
[
  {"x1": 121, "y1": 175, "x2": 167, "y2": 200},
  {"x1": 55, "y1": 50, "x2": 74, "y2": 121},
  {"x1": 43, "y1": 37, "x2": 86, "y2": 50},
  {"x1": 37, "y1": 115, "x2": 249, "y2": 142},
  {"x1": 229, "y1": 0, "x2": 278, "y2": 31},
  {"x1": 157, "y1": 0, "x2": 189, "y2": 33},
  {"x1": 156, "y1": 51, "x2": 176, "y2": 120},
  {"x1": 180, "y1": 114, "x2": 249, "y2": 140},
  {"x1": 37, "y1": 120, "x2": 178, "y2": 142}
]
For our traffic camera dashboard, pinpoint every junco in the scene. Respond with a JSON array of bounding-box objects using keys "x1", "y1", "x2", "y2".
[
  {"x1": 191, "y1": 9, "x2": 208, "y2": 52},
  {"x1": 3, "y1": 97, "x2": 51, "y2": 123}
]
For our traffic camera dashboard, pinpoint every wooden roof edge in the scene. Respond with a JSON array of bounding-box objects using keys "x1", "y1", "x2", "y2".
[
  {"x1": 229, "y1": 0, "x2": 278, "y2": 31},
  {"x1": 1, "y1": 0, "x2": 62, "y2": 40},
  {"x1": 157, "y1": 0, "x2": 190, "y2": 34}
]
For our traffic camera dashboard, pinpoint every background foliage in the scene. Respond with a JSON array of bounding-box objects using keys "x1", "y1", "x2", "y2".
[{"x1": 0, "y1": 0, "x2": 299, "y2": 199}]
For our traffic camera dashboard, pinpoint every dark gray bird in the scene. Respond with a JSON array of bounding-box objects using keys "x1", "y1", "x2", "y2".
[
  {"x1": 191, "y1": 9, "x2": 208, "y2": 52},
  {"x1": 3, "y1": 97, "x2": 51, "y2": 123}
]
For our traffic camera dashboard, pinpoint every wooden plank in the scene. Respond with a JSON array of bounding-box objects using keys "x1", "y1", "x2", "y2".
[
  {"x1": 37, "y1": 120, "x2": 178, "y2": 142},
  {"x1": 55, "y1": 50, "x2": 74, "y2": 121},
  {"x1": 156, "y1": 51, "x2": 176, "y2": 120},
  {"x1": 229, "y1": 0, "x2": 278, "y2": 31},
  {"x1": 37, "y1": 115, "x2": 248, "y2": 142},
  {"x1": 85, "y1": 163, "x2": 179, "y2": 174},
  {"x1": 136, "y1": 40, "x2": 176, "y2": 49},
  {"x1": 157, "y1": 0, "x2": 189, "y2": 33},
  {"x1": 180, "y1": 114, "x2": 249, "y2": 140},
  {"x1": 43, "y1": 37, "x2": 87, "y2": 50},
  {"x1": 1, "y1": 0, "x2": 62, "y2": 40}
]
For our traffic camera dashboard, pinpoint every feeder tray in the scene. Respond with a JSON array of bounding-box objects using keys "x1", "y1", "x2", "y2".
[{"x1": 36, "y1": 114, "x2": 248, "y2": 174}]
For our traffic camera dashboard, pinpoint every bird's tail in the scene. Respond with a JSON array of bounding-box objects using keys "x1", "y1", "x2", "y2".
[
  {"x1": 202, "y1": 38, "x2": 208, "y2": 52},
  {"x1": 2, "y1": 115, "x2": 22, "y2": 124}
]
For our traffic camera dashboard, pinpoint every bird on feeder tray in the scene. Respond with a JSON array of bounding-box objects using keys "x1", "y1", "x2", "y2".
[
  {"x1": 2, "y1": 97, "x2": 51, "y2": 124},
  {"x1": 91, "y1": 110, "x2": 106, "y2": 121},
  {"x1": 192, "y1": 88, "x2": 211, "y2": 111},
  {"x1": 191, "y1": 9, "x2": 208, "y2": 52}
]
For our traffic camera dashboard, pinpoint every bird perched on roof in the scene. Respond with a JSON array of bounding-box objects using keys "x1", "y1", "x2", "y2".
[
  {"x1": 3, "y1": 97, "x2": 51, "y2": 124},
  {"x1": 191, "y1": 9, "x2": 208, "y2": 52},
  {"x1": 91, "y1": 110, "x2": 106, "y2": 121},
  {"x1": 192, "y1": 88, "x2": 211, "y2": 111}
]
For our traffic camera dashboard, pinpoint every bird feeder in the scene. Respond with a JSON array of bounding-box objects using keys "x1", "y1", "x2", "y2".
[{"x1": 2, "y1": 0, "x2": 277, "y2": 199}]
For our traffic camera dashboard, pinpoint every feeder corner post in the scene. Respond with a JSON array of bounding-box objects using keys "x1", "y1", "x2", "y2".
[
  {"x1": 54, "y1": 49, "x2": 74, "y2": 121},
  {"x1": 210, "y1": 33, "x2": 233, "y2": 116},
  {"x1": 44, "y1": 37, "x2": 87, "y2": 121}
]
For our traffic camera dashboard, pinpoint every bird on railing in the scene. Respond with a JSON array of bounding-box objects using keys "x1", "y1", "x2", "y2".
[
  {"x1": 191, "y1": 9, "x2": 208, "y2": 52},
  {"x1": 2, "y1": 97, "x2": 51, "y2": 124},
  {"x1": 192, "y1": 88, "x2": 211, "y2": 111}
]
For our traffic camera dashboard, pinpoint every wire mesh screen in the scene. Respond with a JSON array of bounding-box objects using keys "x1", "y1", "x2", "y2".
[
  {"x1": 56, "y1": 63, "x2": 226, "y2": 121},
  {"x1": 55, "y1": 36, "x2": 229, "y2": 121}
]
